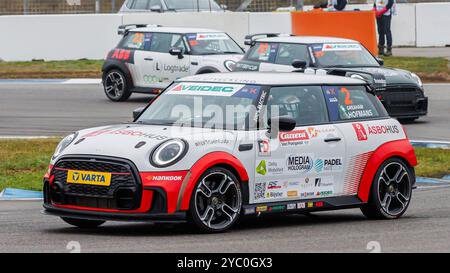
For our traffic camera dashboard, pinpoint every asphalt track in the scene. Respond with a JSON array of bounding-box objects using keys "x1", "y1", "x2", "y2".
[
  {"x1": 0, "y1": 184, "x2": 449, "y2": 253},
  {"x1": 0, "y1": 82, "x2": 449, "y2": 140}
]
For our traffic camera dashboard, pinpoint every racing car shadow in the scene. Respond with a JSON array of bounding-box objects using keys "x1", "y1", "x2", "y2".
[{"x1": 45, "y1": 210, "x2": 375, "y2": 237}]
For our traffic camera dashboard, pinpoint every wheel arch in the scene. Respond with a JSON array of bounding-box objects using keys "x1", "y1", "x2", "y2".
[
  {"x1": 177, "y1": 152, "x2": 249, "y2": 211},
  {"x1": 102, "y1": 62, "x2": 134, "y2": 89},
  {"x1": 195, "y1": 66, "x2": 221, "y2": 74},
  {"x1": 357, "y1": 139, "x2": 417, "y2": 202}
]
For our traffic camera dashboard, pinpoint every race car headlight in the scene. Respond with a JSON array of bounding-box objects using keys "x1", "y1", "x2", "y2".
[
  {"x1": 150, "y1": 139, "x2": 188, "y2": 168},
  {"x1": 52, "y1": 132, "x2": 77, "y2": 159},
  {"x1": 411, "y1": 73, "x2": 423, "y2": 87},
  {"x1": 224, "y1": 60, "x2": 236, "y2": 72}
]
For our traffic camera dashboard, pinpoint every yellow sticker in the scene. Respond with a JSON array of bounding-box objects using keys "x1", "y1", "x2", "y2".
[{"x1": 67, "y1": 170, "x2": 112, "y2": 186}]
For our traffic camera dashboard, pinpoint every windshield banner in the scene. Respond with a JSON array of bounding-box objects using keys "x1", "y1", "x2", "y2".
[
  {"x1": 321, "y1": 43, "x2": 362, "y2": 51},
  {"x1": 167, "y1": 83, "x2": 262, "y2": 98}
]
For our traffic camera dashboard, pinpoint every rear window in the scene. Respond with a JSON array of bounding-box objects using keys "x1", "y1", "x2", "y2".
[
  {"x1": 119, "y1": 32, "x2": 151, "y2": 50},
  {"x1": 275, "y1": 43, "x2": 309, "y2": 66},
  {"x1": 245, "y1": 42, "x2": 279, "y2": 62},
  {"x1": 323, "y1": 86, "x2": 388, "y2": 121}
]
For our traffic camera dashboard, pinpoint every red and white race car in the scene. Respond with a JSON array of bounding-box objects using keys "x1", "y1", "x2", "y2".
[{"x1": 43, "y1": 72, "x2": 416, "y2": 233}]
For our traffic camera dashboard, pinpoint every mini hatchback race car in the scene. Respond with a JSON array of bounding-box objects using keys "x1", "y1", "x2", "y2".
[
  {"x1": 102, "y1": 24, "x2": 244, "y2": 101},
  {"x1": 235, "y1": 34, "x2": 428, "y2": 121},
  {"x1": 43, "y1": 72, "x2": 417, "y2": 233}
]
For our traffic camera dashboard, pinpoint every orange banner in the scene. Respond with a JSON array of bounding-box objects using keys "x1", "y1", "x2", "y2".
[{"x1": 291, "y1": 10, "x2": 378, "y2": 56}]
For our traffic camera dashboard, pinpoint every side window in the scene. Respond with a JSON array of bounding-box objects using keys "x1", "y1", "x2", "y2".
[
  {"x1": 266, "y1": 86, "x2": 328, "y2": 127},
  {"x1": 246, "y1": 42, "x2": 279, "y2": 63},
  {"x1": 119, "y1": 32, "x2": 150, "y2": 50},
  {"x1": 125, "y1": 0, "x2": 134, "y2": 8},
  {"x1": 323, "y1": 86, "x2": 387, "y2": 121},
  {"x1": 132, "y1": 0, "x2": 149, "y2": 9},
  {"x1": 149, "y1": 33, "x2": 186, "y2": 53},
  {"x1": 275, "y1": 44, "x2": 309, "y2": 66}
]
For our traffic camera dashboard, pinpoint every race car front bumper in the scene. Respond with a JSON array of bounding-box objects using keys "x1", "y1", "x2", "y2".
[
  {"x1": 42, "y1": 155, "x2": 190, "y2": 223},
  {"x1": 378, "y1": 85, "x2": 428, "y2": 119},
  {"x1": 42, "y1": 203, "x2": 187, "y2": 223}
]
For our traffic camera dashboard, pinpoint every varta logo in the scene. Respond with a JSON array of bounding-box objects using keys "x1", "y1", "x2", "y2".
[{"x1": 67, "y1": 170, "x2": 111, "y2": 186}]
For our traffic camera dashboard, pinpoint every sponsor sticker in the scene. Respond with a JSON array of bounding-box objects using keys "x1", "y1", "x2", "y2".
[
  {"x1": 287, "y1": 203, "x2": 297, "y2": 210},
  {"x1": 168, "y1": 83, "x2": 245, "y2": 96},
  {"x1": 279, "y1": 130, "x2": 310, "y2": 147},
  {"x1": 322, "y1": 43, "x2": 362, "y2": 51},
  {"x1": 257, "y1": 139, "x2": 271, "y2": 156},
  {"x1": 297, "y1": 202, "x2": 306, "y2": 209},
  {"x1": 352, "y1": 123, "x2": 368, "y2": 141},
  {"x1": 256, "y1": 205, "x2": 268, "y2": 212},
  {"x1": 196, "y1": 32, "x2": 229, "y2": 40},
  {"x1": 67, "y1": 170, "x2": 111, "y2": 187},
  {"x1": 286, "y1": 154, "x2": 314, "y2": 173},
  {"x1": 244, "y1": 207, "x2": 256, "y2": 215},
  {"x1": 255, "y1": 159, "x2": 284, "y2": 176}
]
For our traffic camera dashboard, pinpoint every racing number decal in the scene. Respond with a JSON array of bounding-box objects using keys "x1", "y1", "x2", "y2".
[{"x1": 340, "y1": 87, "x2": 353, "y2": 105}]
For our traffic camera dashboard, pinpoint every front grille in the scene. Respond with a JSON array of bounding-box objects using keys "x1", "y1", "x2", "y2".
[
  {"x1": 383, "y1": 86, "x2": 422, "y2": 106},
  {"x1": 51, "y1": 156, "x2": 141, "y2": 210}
]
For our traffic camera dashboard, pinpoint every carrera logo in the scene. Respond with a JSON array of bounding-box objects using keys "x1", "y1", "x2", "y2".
[
  {"x1": 352, "y1": 123, "x2": 368, "y2": 141},
  {"x1": 279, "y1": 130, "x2": 309, "y2": 142},
  {"x1": 367, "y1": 125, "x2": 400, "y2": 135}
]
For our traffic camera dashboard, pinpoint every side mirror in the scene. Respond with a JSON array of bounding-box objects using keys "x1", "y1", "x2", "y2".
[
  {"x1": 376, "y1": 57, "x2": 384, "y2": 66},
  {"x1": 267, "y1": 116, "x2": 296, "y2": 138},
  {"x1": 292, "y1": 59, "x2": 307, "y2": 69},
  {"x1": 133, "y1": 107, "x2": 145, "y2": 121},
  {"x1": 150, "y1": 5, "x2": 162, "y2": 12},
  {"x1": 169, "y1": 47, "x2": 184, "y2": 59}
]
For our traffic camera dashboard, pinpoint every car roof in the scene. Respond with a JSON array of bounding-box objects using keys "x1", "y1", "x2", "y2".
[
  {"x1": 256, "y1": 35, "x2": 358, "y2": 44},
  {"x1": 130, "y1": 26, "x2": 223, "y2": 34},
  {"x1": 177, "y1": 72, "x2": 366, "y2": 86}
]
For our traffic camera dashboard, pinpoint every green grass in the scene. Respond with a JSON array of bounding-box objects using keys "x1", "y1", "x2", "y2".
[
  {"x1": 0, "y1": 59, "x2": 103, "y2": 79},
  {"x1": 0, "y1": 57, "x2": 449, "y2": 81},
  {"x1": 0, "y1": 139, "x2": 449, "y2": 192},
  {"x1": 0, "y1": 138, "x2": 60, "y2": 191},
  {"x1": 383, "y1": 56, "x2": 449, "y2": 75},
  {"x1": 414, "y1": 147, "x2": 450, "y2": 179}
]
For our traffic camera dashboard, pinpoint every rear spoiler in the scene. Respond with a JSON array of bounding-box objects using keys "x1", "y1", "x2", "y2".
[
  {"x1": 244, "y1": 33, "x2": 294, "y2": 46},
  {"x1": 117, "y1": 24, "x2": 162, "y2": 35}
]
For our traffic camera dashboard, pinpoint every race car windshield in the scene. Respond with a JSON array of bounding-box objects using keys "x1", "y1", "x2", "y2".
[
  {"x1": 311, "y1": 43, "x2": 380, "y2": 68},
  {"x1": 186, "y1": 33, "x2": 244, "y2": 55},
  {"x1": 136, "y1": 82, "x2": 263, "y2": 130},
  {"x1": 165, "y1": 0, "x2": 222, "y2": 11}
]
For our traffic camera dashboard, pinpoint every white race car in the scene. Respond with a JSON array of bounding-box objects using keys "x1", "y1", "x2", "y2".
[
  {"x1": 102, "y1": 24, "x2": 244, "y2": 101},
  {"x1": 43, "y1": 72, "x2": 417, "y2": 233}
]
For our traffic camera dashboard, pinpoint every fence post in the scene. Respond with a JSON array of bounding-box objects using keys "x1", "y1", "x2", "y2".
[
  {"x1": 95, "y1": 0, "x2": 101, "y2": 13},
  {"x1": 23, "y1": 0, "x2": 29, "y2": 15}
]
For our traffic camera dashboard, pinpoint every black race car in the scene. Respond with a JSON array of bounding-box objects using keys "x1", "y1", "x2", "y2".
[{"x1": 235, "y1": 34, "x2": 428, "y2": 121}]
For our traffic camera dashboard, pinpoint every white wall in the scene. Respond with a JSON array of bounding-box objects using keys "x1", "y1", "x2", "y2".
[
  {"x1": 0, "y1": 14, "x2": 123, "y2": 61},
  {"x1": 416, "y1": 3, "x2": 450, "y2": 47},
  {"x1": 0, "y1": 3, "x2": 449, "y2": 61}
]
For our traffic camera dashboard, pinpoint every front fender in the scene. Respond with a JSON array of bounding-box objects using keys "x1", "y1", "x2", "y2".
[
  {"x1": 177, "y1": 151, "x2": 249, "y2": 211},
  {"x1": 357, "y1": 139, "x2": 417, "y2": 202}
]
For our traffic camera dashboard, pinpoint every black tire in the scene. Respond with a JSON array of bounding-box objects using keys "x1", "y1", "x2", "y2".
[
  {"x1": 188, "y1": 167, "x2": 243, "y2": 233},
  {"x1": 103, "y1": 69, "x2": 132, "y2": 102},
  {"x1": 398, "y1": 117, "x2": 418, "y2": 124},
  {"x1": 61, "y1": 217, "x2": 105, "y2": 228},
  {"x1": 361, "y1": 158, "x2": 414, "y2": 219}
]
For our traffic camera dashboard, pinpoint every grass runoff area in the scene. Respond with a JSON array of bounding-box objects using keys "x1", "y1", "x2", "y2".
[
  {"x1": 0, "y1": 56, "x2": 449, "y2": 82},
  {"x1": 0, "y1": 139, "x2": 449, "y2": 191}
]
